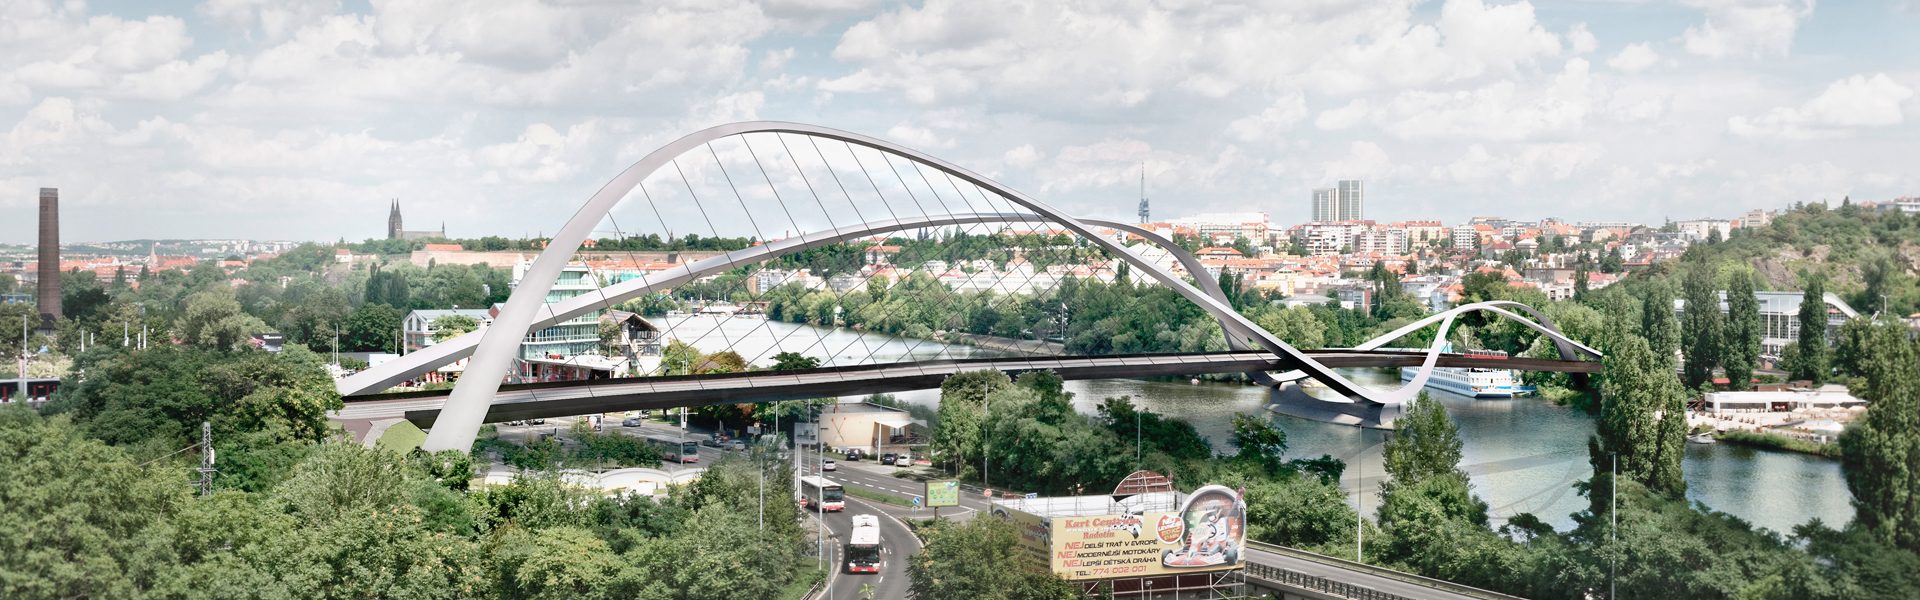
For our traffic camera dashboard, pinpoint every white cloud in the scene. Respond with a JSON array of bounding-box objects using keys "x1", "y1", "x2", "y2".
[
  {"x1": 1333, "y1": 59, "x2": 1594, "y2": 141},
  {"x1": 1315, "y1": 100, "x2": 1372, "y2": 131},
  {"x1": 1431, "y1": 143, "x2": 1600, "y2": 184},
  {"x1": 1681, "y1": 0, "x2": 1814, "y2": 59},
  {"x1": 200, "y1": 0, "x2": 341, "y2": 41},
  {"x1": 1606, "y1": 43, "x2": 1660, "y2": 73},
  {"x1": 1568, "y1": 24, "x2": 1598, "y2": 55},
  {"x1": 1003, "y1": 144, "x2": 1041, "y2": 168},
  {"x1": 884, "y1": 124, "x2": 951, "y2": 149},
  {"x1": 1229, "y1": 92, "x2": 1309, "y2": 142},
  {"x1": 1728, "y1": 73, "x2": 1915, "y2": 139}
]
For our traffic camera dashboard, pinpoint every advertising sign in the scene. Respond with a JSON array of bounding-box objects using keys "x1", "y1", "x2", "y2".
[
  {"x1": 997, "y1": 485, "x2": 1247, "y2": 581},
  {"x1": 926, "y1": 480, "x2": 960, "y2": 507}
]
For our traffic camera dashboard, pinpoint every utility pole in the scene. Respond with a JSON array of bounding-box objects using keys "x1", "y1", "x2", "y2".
[
  {"x1": 1611, "y1": 452, "x2": 1618, "y2": 600},
  {"x1": 196, "y1": 421, "x2": 216, "y2": 497},
  {"x1": 1356, "y1": 450, "x2": 1364, "y2": 562},
  {"x1": 1135, "y1": 409, "x2": 1142, "y2": 470}
]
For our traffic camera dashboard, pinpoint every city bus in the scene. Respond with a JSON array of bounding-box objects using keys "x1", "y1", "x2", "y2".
[
  {"x1": 844, "y1": 515, "x2": 882, "y2": 574},
  {"x1": 799, "y1": 476, "x2": 845, "y2": 512},
  {"x1": 644, "y1": 435, "x2": 700, "y2": 463}
]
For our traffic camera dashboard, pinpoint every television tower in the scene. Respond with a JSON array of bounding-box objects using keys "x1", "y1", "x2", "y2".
[{"x1": 1136, "y1": 164, "x2": 1149, "y2": 224}]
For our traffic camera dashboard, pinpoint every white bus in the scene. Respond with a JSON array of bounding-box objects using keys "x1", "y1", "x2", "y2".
[
  {"x1": 845, "y1": 514, "x2": 882, "y2": 574},
  {"x1": 799, "y1": 476, "x2": 845, "y2": 512},
  {"x1": 643, "y1": 435, "x2": 700, "y2": 463}
]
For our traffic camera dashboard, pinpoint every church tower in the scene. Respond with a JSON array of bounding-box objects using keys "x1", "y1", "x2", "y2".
[{"x1": 388, "y1": 199, "x2": 403, "y2": 240}]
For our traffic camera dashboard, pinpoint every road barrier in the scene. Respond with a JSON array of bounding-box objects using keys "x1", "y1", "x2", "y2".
[{"x1": 1243, "y1": 541, "x2": 1527, "y2": 600}]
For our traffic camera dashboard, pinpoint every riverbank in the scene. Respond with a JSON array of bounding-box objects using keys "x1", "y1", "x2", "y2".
[
  {"x1": 935, "y1": 331, "x2": 1062, "y2": 356},
  {"x1": 1714, "y1": 430, "x2": 1842, "y2": 459}
]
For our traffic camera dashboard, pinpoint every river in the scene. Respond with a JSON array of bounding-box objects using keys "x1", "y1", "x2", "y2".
[{"x1": 659, "y1": 315, "x2": 1852, "y2": 534}]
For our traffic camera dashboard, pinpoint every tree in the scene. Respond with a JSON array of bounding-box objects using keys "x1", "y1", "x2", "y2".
[
  {"x1": 1680, "y1": 264, "x2": 1724, "y2": 389},
  {"x1": 907, "y1": 518, "x2": 1077, "y2": 599},
  {"x1": 1381, "y1": 392, "x2": 1465, "y2": 492},
  {"x1": 175, "y1": 288, "x2": 269, "y2": 351},
  {"x1": 1253, "y1": 306, "x2": 1325, "y2": 350},
  {"x1": 1793, "y1": 275, "x2": 1831, "y2": 384},
  {"x1": 1594, "y1": 336, "x2": 1687, "y2": 502},
  {"x1": 1722, "y1": 271, "x2": 1762, "y2": 391},
  {"x1": 0, "y1": 408, "x2": 187, "y2": 598},
  {"x1": 769, "y1": 351, "x2": 820, "y2": 371},
  {"x1": 932, "y1": 371, "x2": 1011, "y2": 478},
  {"x1": 1837, "y1": 319, "x2": 1920, "y2": 551},
  {"x1": 1229, "y1": 413, "x2": 1290, "y2": 475},
  {"x1": 343, "y1": 304, "x2": 403, "y2": 352},
  {"x1": 1640, "y1": 282, "x2": 1679, "y2": 369},
  {"x1": 431, "y1": 314, "x2": 480, "y2": 342}
]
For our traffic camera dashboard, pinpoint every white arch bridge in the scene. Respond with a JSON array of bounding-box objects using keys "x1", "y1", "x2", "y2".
[{"x1": 331, "y1": 122, "x2": 1600, "y2": 452}]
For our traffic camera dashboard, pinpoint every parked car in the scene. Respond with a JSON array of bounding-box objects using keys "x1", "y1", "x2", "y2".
[
  {"x1": 844, "y1": 448, "x2": 864, "y2": 461},
  {"x1": 730, "y1": 440, "x2": 747, "y2": 451},
  {"x1": 507, "y1": 420, "x2": 527, "y2": 426},
  {"x1": 530, "y1": 418, "x2": 547, "y2": 425},
  {"x1": 621, "y1": 418, "x2": 642, "y2": 427},
  {"x1": 822, "y1": 459, "x2": 837, "y2": 472}
]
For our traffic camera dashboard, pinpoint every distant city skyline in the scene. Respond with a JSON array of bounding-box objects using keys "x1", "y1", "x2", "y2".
[{"x1": 2, "y1": 1, "x2": 1917, "y2": 244}]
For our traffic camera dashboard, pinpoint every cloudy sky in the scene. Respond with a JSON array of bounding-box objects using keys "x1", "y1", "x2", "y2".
[{"x1": 2, "y1": 0, "x2": 1916, "y2": 244}]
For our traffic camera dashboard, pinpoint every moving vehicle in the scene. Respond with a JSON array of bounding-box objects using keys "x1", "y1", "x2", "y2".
[
  {"x1": 621, "y1": 418, "x2": 642, "y2": 427},
  {"x1": 844, "y1": 515, "x2": 883, "y2": 574},
  {"x1": 799, "y1": 476, "x2": 845, "y2": 512},
  {"x1": 643, "y1": 435, "x2": 700, "y2": 463},
  {"x1": 822, "y1": 459, "x2": 837, "y2": 472},
  {"x1": 729, "y1": 440, "x2": 747, "y2": 451}
]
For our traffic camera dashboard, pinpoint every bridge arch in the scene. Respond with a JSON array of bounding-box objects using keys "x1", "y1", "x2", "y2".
[{"x1": 414, "y1": 122, "x2": 1595, "y2": 451}]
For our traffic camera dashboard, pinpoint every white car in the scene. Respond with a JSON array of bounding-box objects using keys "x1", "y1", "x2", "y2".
[{"x1": 822, "y1": 460, "x2": 838, "y2": 472}]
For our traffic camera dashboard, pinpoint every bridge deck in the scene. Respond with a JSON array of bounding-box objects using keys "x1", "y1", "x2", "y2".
[{"x1": 333, "y1": 350, "x2": 1596, "y2": 428}]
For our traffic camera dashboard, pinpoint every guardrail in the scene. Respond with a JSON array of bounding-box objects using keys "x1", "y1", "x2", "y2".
[{"x1": 1244, "y1": 541, "x2": 1526, "y2": 600}]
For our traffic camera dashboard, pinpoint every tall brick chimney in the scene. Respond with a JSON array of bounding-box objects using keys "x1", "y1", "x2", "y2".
[{"x1": 37, "y1": 188, "x2": 61, "y2": 330}]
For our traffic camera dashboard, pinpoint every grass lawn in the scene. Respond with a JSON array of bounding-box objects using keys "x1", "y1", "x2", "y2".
[
  {"x1": 776, "y1": 560, "x2": 828, "y2": 600},
  {"x1": 375, "y1": 420, "x2": 428, "y2": 453},
  {"x1": 845, "y1": 485, "x2": 913, "y2": 507}
]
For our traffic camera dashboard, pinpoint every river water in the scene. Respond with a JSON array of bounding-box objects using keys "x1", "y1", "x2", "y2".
[{"x1": 661, "y1": 315, "x2": 1852, "y2": 534}]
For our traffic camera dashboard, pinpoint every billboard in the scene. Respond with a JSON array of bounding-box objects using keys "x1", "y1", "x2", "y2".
[
  {"x1": 926, "y1": 480, "x2": 960, "y2": 507},
  {"x1": 995, "y1": 485, "x2": 1247, "y2": 581}
]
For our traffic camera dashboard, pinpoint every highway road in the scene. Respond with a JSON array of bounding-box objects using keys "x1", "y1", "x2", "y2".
[{"x1": 817, "y1": 495, "x2": 919, "y2": 600}]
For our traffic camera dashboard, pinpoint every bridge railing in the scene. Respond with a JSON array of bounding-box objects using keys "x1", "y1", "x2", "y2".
[{"x1": 1243, "y1": 541, "x2": 1526, "y2": 600}]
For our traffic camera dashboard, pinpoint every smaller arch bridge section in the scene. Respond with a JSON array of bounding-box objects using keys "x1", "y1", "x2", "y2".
[{"x1": 391, "y1": 122, "x2": 1600, "y2": 452}]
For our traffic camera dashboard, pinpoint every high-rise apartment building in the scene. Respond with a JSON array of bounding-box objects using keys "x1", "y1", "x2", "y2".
[
  {"x1": 1337, "y1": 179, "x2": 1364, "y2": 221},
  {"x1": 1309, "y1": 180, "x2": 1366, "y2": 222},
  {"x1": 1311, "y1": 188, "x2": 1338, "y2": 223}
]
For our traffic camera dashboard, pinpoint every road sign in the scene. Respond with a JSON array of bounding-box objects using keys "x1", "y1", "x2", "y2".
[{"x1": 926, "y1": 480, "x2": 960, "y2": 507}]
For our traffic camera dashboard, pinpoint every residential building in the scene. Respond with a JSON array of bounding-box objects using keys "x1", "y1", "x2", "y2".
[
  {"x1": 1450, "y1": 227, "x2": 1480, "y2": 250},
  {"x1": 1392, "y1": 221, "x2": 1447, "y2": 248},
  {"x1": 403, "y1": 308, "x2": 495, "y2": 352},
  {"x1": 1739, "y1": 209, "x2": 1773, "y2": 229},
  {"x1": 1169, "y1": 212, "x2": 1270, "y2": 245},
  {"x1": 1675, "y1": 219, "x2": 1732, "y2": 242}
]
